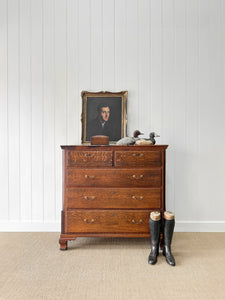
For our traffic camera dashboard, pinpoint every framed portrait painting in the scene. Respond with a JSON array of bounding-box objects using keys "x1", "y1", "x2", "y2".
[{"x1": 81, "y1": 91, "x2": 128, "y2": 144}]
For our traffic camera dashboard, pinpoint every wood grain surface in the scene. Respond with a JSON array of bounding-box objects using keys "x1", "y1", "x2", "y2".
[{"x1": 60, "y1": 145, "x2": 167, "y2": 249}]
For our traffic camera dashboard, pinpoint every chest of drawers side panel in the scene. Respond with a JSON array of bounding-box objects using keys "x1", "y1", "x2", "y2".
[
  {"x1": 161, "y1": 149, "x2": 166, "y2": 212},
  {"x1": 61, "y1": 150, "x2": 67, "y2": 234}
]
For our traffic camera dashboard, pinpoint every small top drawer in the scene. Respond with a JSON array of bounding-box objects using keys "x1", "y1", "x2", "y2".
[
  {"x1": 67, "y1": 151, "x2": 113, "y2": 167},
  {"x1": 115, "y1": 151, "x2": 162, "y2": 167}
]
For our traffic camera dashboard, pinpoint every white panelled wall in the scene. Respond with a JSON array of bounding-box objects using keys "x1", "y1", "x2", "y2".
[{"x1": 0, "y1": 0, "x2": 225, "y2": 231}]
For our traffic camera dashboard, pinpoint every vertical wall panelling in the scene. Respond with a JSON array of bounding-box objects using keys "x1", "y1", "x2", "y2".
[
  {"x1": 67, "y1": 0, "x2": 80, "y2": 145},
  {"x1": 8, "y1": 0, "x2": 20, "y2": 221},
  {"x1": 173, "y1": 0, "x2": 187, "y2": 220},
  {"x1": 209, "y1": 0, "x2": 225, "y2": 218},
  {"x1": 220, "y1": 0, "x2": 225, "y2": 215},
  {"x1": 31, "y1": 0, "x2": 43, "y2": 221},
  {"x1": 102, "y1": 0, "x2": 115, "y2": 90},
  {"x1": 126, "y1": 0, "x2": 139, "y2": 135},
  {"x1": 162, "y1": 0, "x2": 175, "y2": 212},
  {"x1": 1, "y1": 0, "x2": 225, "y2": 231},
  {"x1": 150, "y1": 0, "x2": 162, "y2": 137},
  {"x1": 198, "y1": 0, "x2": 225, "y2": 220},
  {"x1": 115, "y1": 0, "x2": 126, "y2": 91},
  {"x1": 198, "y1": 0, "x2": 215, "y2": 220},
  {"x1": 198, "y1": 0, "x2": 212, "y2": 220},
  {"x1": 54, "y1": 0, "x2": 67, "y2": 220},
  {"x1": 90, "y1": 0, "x2": 103, "y2": 90},
  {"x1": 20, "y1": 0, "x2": 32, "y2": 221},
  {"x1": 78, "y1": 0, "x2": 91, "y2": 90},
  {"x1": 43, "y1": 0, "x2": 55, "y2": 221},
  {"x1": 0, "y1": 0, "x2": 9, "y2": 220},
  {"x1": 185, "y1": 0, "x2": 200, "y2": 219},
  {"x1": 138, "y1": 0, "x2": 151, "y2": 135},
  {"x1": 78, "y1": 0, "x2": 91, "y2": 144}
]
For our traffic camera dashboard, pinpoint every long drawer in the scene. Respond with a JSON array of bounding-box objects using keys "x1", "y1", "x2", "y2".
[
  {"x1": 65, "y1": 210, "x2": 152, "y2": 233},
  {"x1": 67, "y1": 188, "x2": 161, "y2": 209},
  {"x1": 67, "y1": 168, "x2": 162, "y2": 187}
]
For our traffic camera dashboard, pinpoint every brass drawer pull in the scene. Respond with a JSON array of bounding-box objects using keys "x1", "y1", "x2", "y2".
[
  {"x1": 83, "y1": 219, "x2": 95, "y2": 224},
  {"x1": 132, "y1": 174, "x2": 144, "y2": 179},
  {"x1": 84, "y1": 196, "x2": 95, "y2": 201},
  {"x1": 84, "y1": 153, "x2": 95, "y2": 157},
  {"x1": 84, "y1": 175, "x2": 96, "y2": 179},
  {"x1": 133, "y1": 153, "x2": 143, "y2": 157},
  {"x1": 132, "y1": 196, "x2": 143, "y2": 201},
  {"x1": 132, "y1": 219, "x2": 143, "y2": 224}
]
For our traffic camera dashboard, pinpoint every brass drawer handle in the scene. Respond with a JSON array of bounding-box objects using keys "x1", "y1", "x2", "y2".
[
  {"x1": 133, "y1": 153, "x2": 143, "y2": 157},
  {"x1": 84, "y1": 175, "x2": 96, "y2": 179},
  {"x1": 132, "y1": 219, "x2": 143, "y2": 224},
  {"x1": 132, "y1": 174, "x2": 144, "y2": 179},
  {"x1": 132, "y1": 196, "x2": 143, "y2": 201},
  {"x1": 84, "y1": 153, "x2": 95, "y2": 157},
  {"x1": 83, "y1": 219, "x2": 95, "y2": 224},
  {"x1": 84, "y1": 196, "x2": 95, "y2": 201}
]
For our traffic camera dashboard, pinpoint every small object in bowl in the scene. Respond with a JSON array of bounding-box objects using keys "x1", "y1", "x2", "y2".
[{"x1": 91, "y1": 135, "x2": 109, "y2": 145}]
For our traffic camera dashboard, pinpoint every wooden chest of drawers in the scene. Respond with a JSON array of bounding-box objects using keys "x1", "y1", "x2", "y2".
[{"x1": 59, "y1": 145, "x2": 168, "y2": 250}]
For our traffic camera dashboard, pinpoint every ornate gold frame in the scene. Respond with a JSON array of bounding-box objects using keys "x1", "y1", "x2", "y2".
[{"x1": 81, "y1": 91, "x2": 128, "y2": 144}]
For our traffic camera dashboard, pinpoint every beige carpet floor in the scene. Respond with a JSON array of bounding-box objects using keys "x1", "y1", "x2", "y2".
[{"x1": 0, "y1": 232, "x2": 224, "y2": 300}]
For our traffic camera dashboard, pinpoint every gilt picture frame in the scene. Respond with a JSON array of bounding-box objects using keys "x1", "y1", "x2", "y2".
[{"x1": 81, "y1": 91, "x2": 128, "y2": 144}]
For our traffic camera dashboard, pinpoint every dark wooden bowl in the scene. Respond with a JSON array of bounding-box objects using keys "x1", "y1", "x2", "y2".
[{"x1": 91, "y1": 135, "x2": 109, "y2": 145}]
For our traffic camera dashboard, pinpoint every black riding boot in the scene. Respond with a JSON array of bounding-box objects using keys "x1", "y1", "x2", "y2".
[
  {"x1": 148, "y1": 211, "x2": 161, "y2": 265},
  {"x1": 163, "y1": 211, "x2": 176, "y2": 266}
]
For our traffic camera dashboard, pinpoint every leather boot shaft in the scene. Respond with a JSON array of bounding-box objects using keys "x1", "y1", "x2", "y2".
[
  {"x1": 148, "y1": 215, "x2": 161, "y2": 265},
  {"x1": 163, "y1": 218, "x2": 175, "y2": 266}
]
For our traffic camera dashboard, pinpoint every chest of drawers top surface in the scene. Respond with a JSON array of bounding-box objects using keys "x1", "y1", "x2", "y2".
[{"x1": 61, "y1": 145, "x2": 168, "y2": 151}]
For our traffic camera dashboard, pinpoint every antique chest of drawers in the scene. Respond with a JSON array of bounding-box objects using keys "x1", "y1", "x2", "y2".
[{"x1": 59, "y1": 145, "x2": 168, "y2": 250}]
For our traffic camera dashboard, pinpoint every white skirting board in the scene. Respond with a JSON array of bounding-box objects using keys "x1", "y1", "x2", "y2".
[
  {"x1": 175, "y1": 221, "x2": 225, "y2": 232},
  {"x1": 0, "y1": 221, "x2": 225, "y2": 232},
  {"x1": 0, "y1": 221, "x2": 61, "y2": 232}
]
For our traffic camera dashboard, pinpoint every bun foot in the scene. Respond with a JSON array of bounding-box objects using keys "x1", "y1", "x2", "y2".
[{"x1": 59, "y1": 239, "x2": 67, "y2": 250}]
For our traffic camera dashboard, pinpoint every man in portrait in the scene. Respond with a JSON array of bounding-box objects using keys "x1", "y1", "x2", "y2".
[{"x1": 86, "y1": 102, "x2": 121, "y2": 141}]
